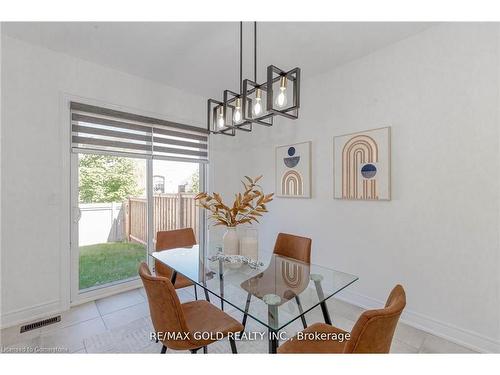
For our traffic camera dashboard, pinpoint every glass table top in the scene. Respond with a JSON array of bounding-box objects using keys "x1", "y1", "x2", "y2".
[{"x1": 151, "y1": 245, "x2": 358, "y2": 331}]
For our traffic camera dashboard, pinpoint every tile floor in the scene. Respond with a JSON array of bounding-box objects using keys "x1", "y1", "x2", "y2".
[{"x1": 0, "y1": 287, "x2": 476, "y2": 354}]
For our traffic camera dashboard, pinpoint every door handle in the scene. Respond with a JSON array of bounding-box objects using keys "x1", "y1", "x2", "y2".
[{"x1": 73, "y1": 207, "x2": 82, "y2": 223}]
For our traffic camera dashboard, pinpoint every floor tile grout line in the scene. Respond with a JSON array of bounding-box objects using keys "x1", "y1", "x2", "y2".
[
  {"x1": 99, "y1": 300, "x2": 148, "y2": 319},
  {"x1": 101, "y1": 315, "x2": 109, "y2": 330},
  {"x1": 96, "y1": 300, "x2": 105, "y2": 318}
]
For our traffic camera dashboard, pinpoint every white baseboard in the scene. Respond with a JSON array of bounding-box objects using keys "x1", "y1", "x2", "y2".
[
  {"x1": 335, "y1": 289, "x2": 500, "y2": 353},
  {"x1": 0, "y1": 300, "x2": 63, "y2": 330}
]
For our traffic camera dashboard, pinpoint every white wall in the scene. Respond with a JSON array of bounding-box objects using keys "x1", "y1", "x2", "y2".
[
  {"x1": 0, "y1": 34, "x2": 206, "y2": 327},
  {"x1": 211, "y1": 23, "x2": 500, "y2": 352}
]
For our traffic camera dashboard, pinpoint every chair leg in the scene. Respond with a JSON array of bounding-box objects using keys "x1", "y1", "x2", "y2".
[
  {"x1": 190, "y1": 348, "x2": 199, "y2": 354},
  {"x1": 160, "y1": 345, "x2": 167, "y2": 354},
  {"x1": 295, "y1": 295, "x2": 308, "y2": 329},
  {"x1": 241, "y1": 293, "x2": 252, "y2": 328},
  {"x1": 203, "y1": 346, "x2": 207, "y2": 354},
  {"x1": 193, "y1": 285, "x2": 198, "y2": 300},
  {"x1": 229, "y1": 337, "x2": 237, "y2": 354}
]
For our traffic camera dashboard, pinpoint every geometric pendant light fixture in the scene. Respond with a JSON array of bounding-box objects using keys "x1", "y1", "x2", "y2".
[{"x1": 207, "y1": 22, "x2": 301, "y2": 136}]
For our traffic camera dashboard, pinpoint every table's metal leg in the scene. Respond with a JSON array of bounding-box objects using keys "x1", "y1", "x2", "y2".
[
  {"x1": 311, "y1": 274, "x2": 332, "y2": 325},
  {"x1": 268, "y1": 329, "x2": 278, "y2": 354},
  {"x1": 193, "y1": 285, "x2": 198, "y2": 300},
  {"x1": 218, "y1": 258, "x2": 224, "y2": 310},
  {"x1": 241, "y1": 293, "x2": 252, "y2": 328},
  {"x1": 295, "y1": 295, "x2": 308, "y2": 329},
  {"x1": 319, "y1": 301, "x2": 332, "y2": 325},
  {"x1": 263, "y1": 294, "x2": 281, "y2": 354},
  {"x1": 170, "y1": 270, "x2": 177, "y2": 285},
  {"x1": 203, "y1": 283, "x2": 210, "y2": 302},
  {"x1": 229, "y1": 337, "x2": 238, "y2": 354}
]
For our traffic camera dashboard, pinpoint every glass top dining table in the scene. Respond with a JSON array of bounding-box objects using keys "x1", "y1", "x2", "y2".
[{"x1": 151, "y1": 244, "x2": 358, "y2": 353}]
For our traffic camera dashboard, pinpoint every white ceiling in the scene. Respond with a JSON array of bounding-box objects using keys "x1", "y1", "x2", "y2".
[{"x1": 2, "y1": 22, "x2": 435, "y2": 98}]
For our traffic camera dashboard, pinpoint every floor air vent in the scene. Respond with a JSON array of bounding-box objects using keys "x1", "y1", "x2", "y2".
[{"x1": 20, "y1": 316, "x2": 61, "y2": 333}]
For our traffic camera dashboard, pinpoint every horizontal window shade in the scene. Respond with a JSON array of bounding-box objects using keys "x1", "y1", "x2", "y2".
[
  {"x1": 72, "y1": 113, "x2": 152, "y2": 133},
  {"x1": 71, "y1": 102, "x2": 208, "y2": 162},
  {"x1": 72, "y1": 124, "x2": 152, "y2": 143},
  {"x1": 71, "y1": 102, "x2": 209, "y2": 135}
]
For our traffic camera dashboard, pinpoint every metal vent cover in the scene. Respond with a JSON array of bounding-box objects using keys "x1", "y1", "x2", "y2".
[{"x1": 20, "y1": 316, "x2": 61, "y2": 333}]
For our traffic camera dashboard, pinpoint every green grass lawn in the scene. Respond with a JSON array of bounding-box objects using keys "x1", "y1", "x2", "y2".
[{"x1": 79, "y1": 241, "x2": 147, "y2": 290}]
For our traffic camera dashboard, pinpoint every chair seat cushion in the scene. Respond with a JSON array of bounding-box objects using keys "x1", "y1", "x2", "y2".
[
  {"x1": 278, "y1": 323, "x2": 348, "y2": 354},
  {"x1": 182, "y1": 300, "x2": 244, "y2": 346}
]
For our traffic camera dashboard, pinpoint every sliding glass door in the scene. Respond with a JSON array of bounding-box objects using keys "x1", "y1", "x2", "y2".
[
  {"x1": 76, "y1": 154, "x2": 148, "y2": 291},
  {"x1": 71, "y1": 154, "x2": 205, "y2": 302},
  {"x1": 69, "y1": 101, "x2": 209, "y2": 303}
]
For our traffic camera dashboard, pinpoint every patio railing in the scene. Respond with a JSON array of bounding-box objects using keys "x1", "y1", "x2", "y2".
[{"x1": 124, "y1": 193, "x2": 199, "y2": 245}]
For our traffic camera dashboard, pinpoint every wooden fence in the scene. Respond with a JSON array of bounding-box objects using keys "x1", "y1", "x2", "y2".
[{"x1": 124, "y1": 193, "x2": 199, "y2": 245}]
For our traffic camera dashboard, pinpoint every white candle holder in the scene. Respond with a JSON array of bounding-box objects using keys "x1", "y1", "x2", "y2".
[{"x1": 239, "y1": 228, "x2": 259, "y2": 261}]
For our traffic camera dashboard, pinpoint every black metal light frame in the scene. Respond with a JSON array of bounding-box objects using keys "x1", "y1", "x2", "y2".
[
  {"x1": 266, "y1": 65, "x2": 301, "y2": 120},
  {"x1": 224, "y1": 89, "x2": 252, "y2": 132},
  {"x1": 242, "y1": 80, "x2": 274, "y2": 126},
  {"x1": 207, "y1": 98, "x2": 235, "y2": 136}
]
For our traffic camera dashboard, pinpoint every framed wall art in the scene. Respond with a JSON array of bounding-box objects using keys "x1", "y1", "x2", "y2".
[
  {"x1": 276, "y1": 141, "x2": 311, "y2": 198},
  {"x1": 334, "y1": 127, "x2": 390, "y2": 200}
]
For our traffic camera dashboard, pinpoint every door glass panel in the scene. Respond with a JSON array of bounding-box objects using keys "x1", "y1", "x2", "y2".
[
  {"x1": 78, "y1": 154, "x2": 147, "y2": 291},
  {"x1": 152, "y1": 160, "x2": 200, "y2": 247}
]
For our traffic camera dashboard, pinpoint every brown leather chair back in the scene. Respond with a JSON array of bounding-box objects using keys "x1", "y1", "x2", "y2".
[
  {"x1": 156, "y1": 228, "x2": 197, "y2": 250},
  {"x1": 344, "y1": 285, "x2": 406, "y2": 353},
  {"x1": 155, "y1": 228, "x2": 197, "y2": 279},
  {"x1": 139, "y1": 262, "x2": 193, "y2": 350},
  {"x1": 273, "y1": 233, "x2": 312, "y2": 263}
]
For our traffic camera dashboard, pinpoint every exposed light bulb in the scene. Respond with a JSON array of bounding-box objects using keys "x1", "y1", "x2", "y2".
[
  {"x1": 233, "y1": 98, "x2": 242, "y2": 124},
  {"x1": 275, "y1": 76, "x2": 288, "y2": 108},
  {"x1": 253, "y1": 88, "x2": 263, "y2": 116},
  {"x1": 216, "y1": 107, "x2": 225, "y2": 129},
  {"x1": 253, "y1": 99, "x2": 262, "y2": 116}
]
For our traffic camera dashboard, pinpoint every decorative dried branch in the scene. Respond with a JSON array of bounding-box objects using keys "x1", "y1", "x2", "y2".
[{"x1": 195, "y1": 175, "x2": 274, "y2": 227}]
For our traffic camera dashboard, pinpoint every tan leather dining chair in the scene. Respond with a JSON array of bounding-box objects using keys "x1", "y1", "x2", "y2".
[
  {"x1": 241, "y1": 232, "x2": 312, "y2": 329},
  {"x1": 155, "y1": 228, "x2": 198, "y2": 298},
  {"x1": 273, "y1": 232, "x2": 312, "y2": 263},
  {"x1": 139, "y1": 262, "x2": 244, "y2": 354},
  {"x1": 278, "y1": 284, "x2": 406, "y2": 354}
]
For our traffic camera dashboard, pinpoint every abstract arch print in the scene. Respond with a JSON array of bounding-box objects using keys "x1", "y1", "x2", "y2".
[
  {"x1": 334, "y1": 127, "x2": 390, "y2": 200},
  {"x1": 282, "y1": 170, "x2": 303, "y2": 196},
  {"x1": 276, "y1": 141, "x2": 311, "y2": 198},
  {"x1": 342, "y1": 134, "x2": 378, "y2": 199}
]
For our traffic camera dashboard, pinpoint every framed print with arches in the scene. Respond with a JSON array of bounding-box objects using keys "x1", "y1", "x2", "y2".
[
  {"x1": 334, "y1": 127, "x2": 391, "y2": 200},
  {"x1": 275, "y1": 141, "x2": 311, "y2": 198}
]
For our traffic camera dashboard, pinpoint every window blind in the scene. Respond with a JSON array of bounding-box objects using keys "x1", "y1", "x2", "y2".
[{"x1": 71, "y1": 102, "x2": 209, "y2": 162}]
